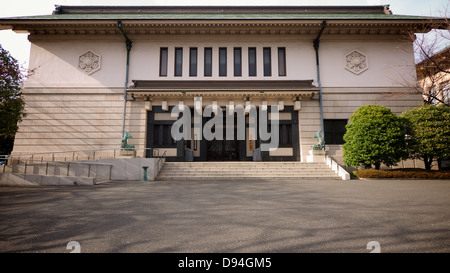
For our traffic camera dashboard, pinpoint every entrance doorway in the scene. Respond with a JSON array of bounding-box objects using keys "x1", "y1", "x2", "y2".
[
  {"x1": 205, "y1": 113, "x2": 240, "y2": 161},
  {"x1": 207, "y1": 138, "x2": 239, "y2": 161}
]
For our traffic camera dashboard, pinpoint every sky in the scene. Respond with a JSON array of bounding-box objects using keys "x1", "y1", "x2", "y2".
[{"x1": 0, "y1": 0, "x2": 448, "y2": 69}]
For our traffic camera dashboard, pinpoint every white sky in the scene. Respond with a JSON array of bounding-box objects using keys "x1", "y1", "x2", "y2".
[{"x1": 0, "y1": 0, "x2": 448, "y2": 68}]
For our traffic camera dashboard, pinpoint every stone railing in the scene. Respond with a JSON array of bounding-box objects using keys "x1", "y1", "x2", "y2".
[
  {"x1": 324, "y1": 155, "x2": 351, "y2": 180},
  {"x1": 306, "y1": 149, "x2": 351, "y2": 180}
]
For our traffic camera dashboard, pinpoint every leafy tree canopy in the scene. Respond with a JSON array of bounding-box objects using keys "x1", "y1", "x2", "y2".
[
  {"x1": 401, "y1": 104, "x2": 450, "y2": 170},
  {"x1": 343, "y1": 105, "x2": 408, "y2": 170},
  {"x1": 0, "y1": 44, "x2": 26, "y2": 155}
]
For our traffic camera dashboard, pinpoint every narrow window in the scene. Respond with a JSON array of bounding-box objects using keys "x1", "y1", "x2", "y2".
[
  {"x1": 189, "y1": 47, "x2": 197, "y2": 77},
  {"x1": 248, "y1": 47, "x2": 257, "y2": 77},
  {"x1": 159, "y1": 48, "x2": 168, "y2": 77},
  {"x1": 234, "y1": 47, "x2": 242, "y2": 77},
  {"x1": 278, "y1": 47, "x2": 286, "y2": 76},
  {"x1": 219, "y1": 47, "x2": 227, "y2": 77},
  {"x1": 204, "y1": 47, "x2": 212, "y2": 76},
  {"x1": 263, "y1": 47, "x2": 271, "y2": 76},
  {"x1": 174, "y1": 47, "x2": 183, "y2": 76}
]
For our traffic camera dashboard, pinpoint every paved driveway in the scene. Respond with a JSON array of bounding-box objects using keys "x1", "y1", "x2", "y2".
[{"x1": 0, "y1": 179, "x2": 449, "y2": 253}]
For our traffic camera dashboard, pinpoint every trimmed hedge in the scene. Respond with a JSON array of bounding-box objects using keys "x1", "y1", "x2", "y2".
[{"x1": 353, "y1": 168, "x2": 450, "y2": 179}]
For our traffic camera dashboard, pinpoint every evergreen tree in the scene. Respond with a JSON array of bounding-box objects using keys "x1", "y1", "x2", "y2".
[
  {"x1": 0, "y1": 45, "x2": 26, "y2": 155},
  {"x1": 343, "y1": 105, "x2": 408, "y2": 170},
  {"x1": 401, "y1": 105, "x2": 450, "y2": 170}
]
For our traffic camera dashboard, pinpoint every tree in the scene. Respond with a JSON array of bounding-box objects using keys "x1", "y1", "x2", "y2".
[
  {"x1": 401, "y1": 104, "x2": 450, "y2": 170},
  {"x1": 405, "y1": 4, "x2": 450, "y2": 106},
  {"x1": 343, "y1": 105, "x2": 409, "y2": 170},
  {"x1": 0, "y1": 44, "x2": 26, "y2": 155}
]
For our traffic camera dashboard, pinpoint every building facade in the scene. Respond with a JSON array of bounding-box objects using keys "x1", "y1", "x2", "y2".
[
  {"x1": 0, "y1": 5, "x2": 440, "y2": 162},
  {"x1": 416, "y1": 47, "x2": 450, "y2": 106}
]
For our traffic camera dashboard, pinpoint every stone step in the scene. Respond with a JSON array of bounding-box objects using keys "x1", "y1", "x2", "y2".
[
  {"x1": 157, "y1": 176, "x2": 342, "y2": 181},
  {"x1": 164, "y1": 166, "x2": 326, "y2": 171},
  {"x1": 162, "y1": 164, "x2": 330, "y2": 168},
  {"x1": 159, "y1": 169, "x2": 334, "y2": 175},
  {"x1": 156, "y1": 161, "x2": 342, "y2": 181},
  {"x1": 164, "y1": 162, "x2": 325, "y2": 166},
  {"x1": 158, "y1": 175, "x2": 338, "y2": 179},
  {"x1": 159, "y1": 171, "x2": 334, "y2": 176},
  {"x1": 163, "y1": 163, "x2": 328, "y2": 166}
]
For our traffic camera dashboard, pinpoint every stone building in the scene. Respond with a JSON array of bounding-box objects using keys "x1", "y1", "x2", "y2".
[
  {"x1": 416, "y1": 46, "x2": 450, "y2": 106},
  {"x1": 0, "y1": 5, "x2": 444, "y2": 163}
]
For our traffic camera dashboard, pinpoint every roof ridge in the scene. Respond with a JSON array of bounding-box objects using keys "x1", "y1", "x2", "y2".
[{"x1": 53, "y1": 5, "x2": 392, "y2": 15}]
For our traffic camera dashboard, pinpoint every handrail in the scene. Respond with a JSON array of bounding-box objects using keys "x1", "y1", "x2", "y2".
[
  {"x1": 155, "y1": 150, "x2": 167, "y2": 178},
  {"x1": 1, "y1": 159, "x2": 114, "y2": 180},
  {"x1": 157, "y1": 150, "x2": 166, "y2": 165},
  {"x1": 7, "y1": 147, "x2": 145, "y2": 157},
  {"x1": 5, "y1": 147, "x2": 160, "y2": 163}
]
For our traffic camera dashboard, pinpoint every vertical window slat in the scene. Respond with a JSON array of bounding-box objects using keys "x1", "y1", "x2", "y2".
[
  {"x1": 263, "y1": 47, "x2": 271, "y2": 77},
  {"x1": 204, "y1": 47, "x2": 212, "y2": 76},
  {"x1": 174, "y1": 47, "x2": 183, "y2": 76},
  {"x1": 278, "y1": 47, "x2": 286, "y2": 76},
  {"x1": 159, "y1": 48, "x2": 168, "y2": 77},
  {"x1": 189, "y1": 47, "x2": 198, "y2": 77},
  {"x1": 248, "y1": 47, "x2": 257, "y2": 77},
  {"x1": 234, "y1": 47, "x2": 242, "y2": 77},
  {"x1": 219, "y1": 47, "x2": 227, "y2": 77}
]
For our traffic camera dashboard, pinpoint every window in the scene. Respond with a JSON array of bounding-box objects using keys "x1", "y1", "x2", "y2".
[
  {"x1": 204, "y1": 47, "x2": 212, "y2": 76},
  {"x1": 278, "y1": 47, "x2": 286, "y2": 76},
  {"x1": 279, "y1": 124, "x2": 292, "y2": 146},
  {"x1": 219, "y1": 47, "x2": 227, "y2": 76},
  {"x1": 174, "y1": 48, "x2": 183, "y2": 76},
  {"x1": 153, "y1": 124, "x2": 177, "y2": 147},
  {"x1": 263, "y1": 47, "x2": 272, "y2": 76},
  {"x1": 234, "y1": 47, "x2": 242, "y2": 76},
  {"x1": 441, "y1": 82, "x2": 449, "y2": 105},
  {"x1": 248, "y1": 47, "x2": 257, "y2": 76},
  {"x1": 429, "y1": 85, "x2": 438, "y2": 104},
  {"x1": 324, "y1": 119, "x2": 348, "y2": 145},
  {"x1": 159, "y1": 48, "x2": 168, "y2": 77},
  {"x1": 189, "y1": 47, "x2": 197, "y2": 76}
]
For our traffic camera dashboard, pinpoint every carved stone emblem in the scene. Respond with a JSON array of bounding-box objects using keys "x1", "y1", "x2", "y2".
[
  {"x1": 79, "y1": 51, "x2": 101, "y2": 75},
  {"x1": 345, "y1": 50, "x2": 368, "y2": 75}
]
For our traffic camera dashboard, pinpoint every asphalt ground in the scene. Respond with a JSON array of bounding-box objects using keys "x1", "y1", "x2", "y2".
[{"x1": 0, "y1": 179, "x2": 449, "y2": 253}]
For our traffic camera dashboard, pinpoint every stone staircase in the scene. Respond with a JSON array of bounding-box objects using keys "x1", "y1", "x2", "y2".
[{"x1": 156, "y1": 161, "x2": 343, "y2": 181}]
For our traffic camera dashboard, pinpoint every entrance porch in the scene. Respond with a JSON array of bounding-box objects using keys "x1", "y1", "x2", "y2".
[{"x1": 127, "y1": 80, "x2": 318, "y2": 162}]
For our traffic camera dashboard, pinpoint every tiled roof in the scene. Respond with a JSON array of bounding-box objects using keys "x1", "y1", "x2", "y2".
[
  {"x1": 0, "y1": 13, "x2": 435, "y2": 21},
  {"x1": 0, "y1": 5, "x2": 442, "y2": 21}
]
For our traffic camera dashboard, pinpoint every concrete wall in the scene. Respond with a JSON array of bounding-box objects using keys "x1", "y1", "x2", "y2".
[
  {"x1": 0, "y1": 158, "x2": 163, "y2": 186},
  {"x1": 0, "y1": 173, "x2": 95, "y2": 186},
  {"x1": 82, "y1": 158, "x2": 162, "y2": 181}
]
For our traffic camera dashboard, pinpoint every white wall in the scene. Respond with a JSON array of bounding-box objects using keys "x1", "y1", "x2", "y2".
[
  {"x1": 320, "y1": 39, "x2": 417, "y2": 87},
  {"x1": 25, "y1": 35, "x2": 417, "y2": 89},
  {"x1": 26, "y1": 39, "x2": 126, "y2": 88}
]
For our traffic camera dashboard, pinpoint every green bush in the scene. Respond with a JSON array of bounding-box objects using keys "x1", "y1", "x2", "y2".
[{"x1": 343, "y1": 105, "x2": 408, "y2": 170}]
